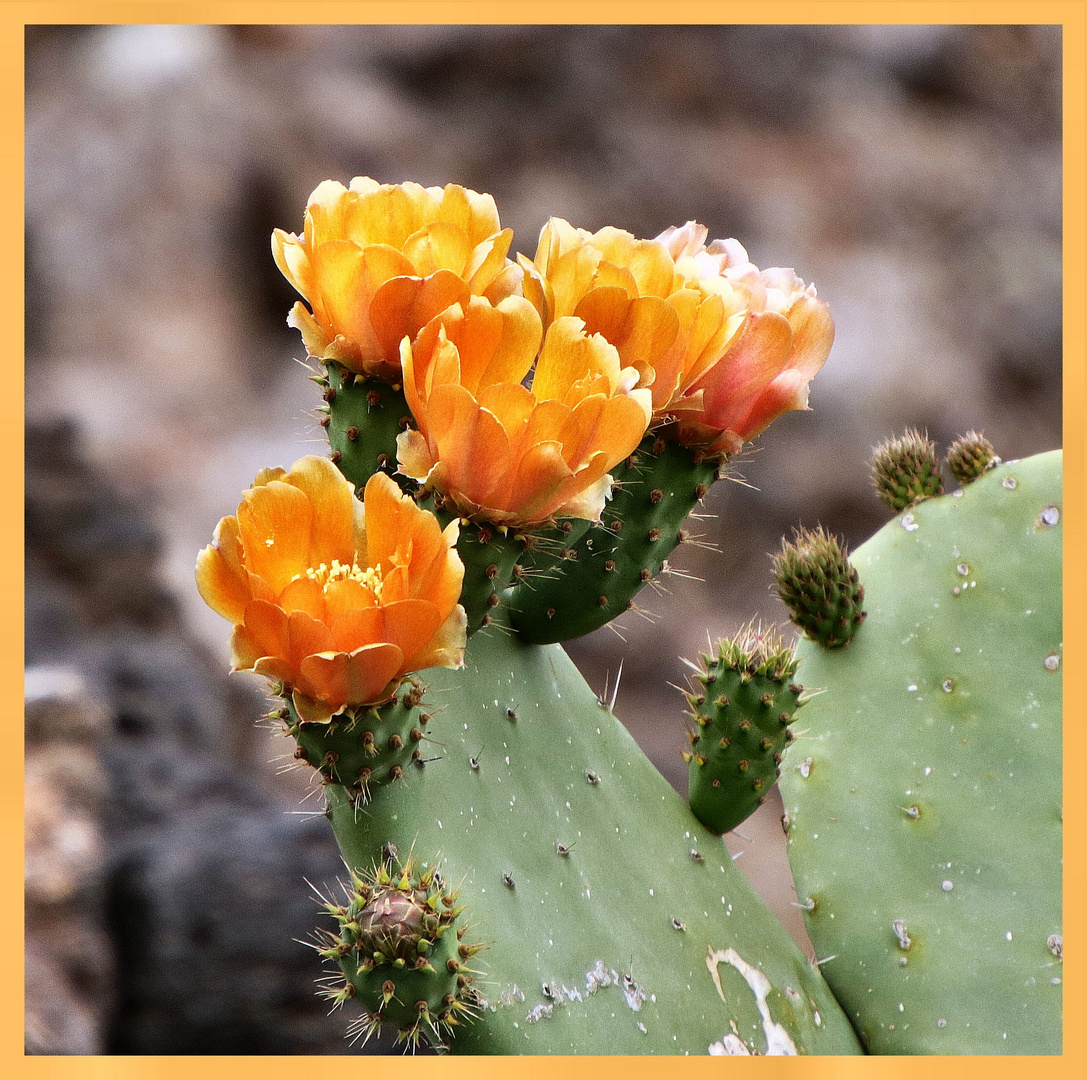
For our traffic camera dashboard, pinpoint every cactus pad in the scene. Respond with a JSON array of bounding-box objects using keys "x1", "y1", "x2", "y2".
[
  {"x1": 685, "y1": 625, "x2": 803, "y2": 835},
  {"x1": 780, "y1": 450, "x2": 1062, "y2": 1053}
]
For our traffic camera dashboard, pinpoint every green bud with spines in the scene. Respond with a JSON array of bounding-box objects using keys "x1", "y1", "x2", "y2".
[
  {"x1": 772, "y1": 526, "x2": 866, "y2": 648},
  {"x1": 871, "y1": 428, "x2": 944, "y2": 512},
  {"x1": 316, "y1": 854, "x2": 484, "y2": 1052},
  {"x1": 945, "y1": 430, "x2": 1000, "y2": 485},
  {"x1": 685, "y1": 623, "x2": 802, "y2": 835}
]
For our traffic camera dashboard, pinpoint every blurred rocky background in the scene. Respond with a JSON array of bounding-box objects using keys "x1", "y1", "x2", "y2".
[{"x1": 25, "y1": 23, "x2": 1061, "y2": 1053}]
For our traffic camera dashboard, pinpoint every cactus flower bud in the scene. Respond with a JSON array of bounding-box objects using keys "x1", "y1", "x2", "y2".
[
  {"x1": 945, "y1": 431, "x2": 1000, "y2": 485},
  {"x1": 772, "y1": 527, "x2": 866, "y2": 648},
  {"x1": 871, "y1": 428, "x2": 944, "y2": 512}
]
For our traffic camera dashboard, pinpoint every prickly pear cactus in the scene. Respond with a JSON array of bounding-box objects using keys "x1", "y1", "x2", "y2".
[
  {"x1": 319, "y1": 626, "x2": 862, "y2": 1054},
  {"x1": 779, "y1": 450, "x2": 1062, "y2": 1053}
]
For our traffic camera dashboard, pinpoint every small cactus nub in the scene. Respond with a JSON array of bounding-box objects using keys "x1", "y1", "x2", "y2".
[
  {"x1": 871, "y1": 428, "x2": 944, "y2": 512},
  {"x1": 945, "y1": 431, "x2": 1000, "y2": 485},
  {"x1": 772, "y1": 527, "x2": 866, "y2": 648}
]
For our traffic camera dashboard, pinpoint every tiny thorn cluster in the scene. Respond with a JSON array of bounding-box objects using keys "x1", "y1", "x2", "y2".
[
  {"x1": 282, "y1": 678, "x2": 434, "y2": 806},
  {"x1": 945, "y1": 431, "x2": 1000, "y2": 485},
  {"x1": 684, "y1": 623, "x2": 803, "y2": 835},
  {"x1": 772, "y1": 527, "x2": 866, "y2": 648},
  {"x1": 314, "y1": 855, "x2": 485, "y2": 1052},
  {"x1": 871, "y1": 428, "x2": 944, "y2": 512}
]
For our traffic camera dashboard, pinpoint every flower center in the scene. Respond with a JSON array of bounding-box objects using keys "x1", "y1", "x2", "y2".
[{"x1": 296, "y1": 559, "x2": 384, "y2": 598}]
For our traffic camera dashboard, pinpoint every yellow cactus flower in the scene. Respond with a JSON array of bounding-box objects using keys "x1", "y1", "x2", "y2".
[
  {"x1": 272, "y1": 178, "x2": 522, "y2": 383},
  {"x1": 520, "y1": 218, "x2": 749, "y2": 415},
  {"x1": 656, "y1": 224, "x2": 834, "y2": 456},
  {"x1": 196, "y1": 457, "x2": 466, "y2": 722},
  {"x1": 396, "y1": 297, "x2": 653, "y2": 528}
]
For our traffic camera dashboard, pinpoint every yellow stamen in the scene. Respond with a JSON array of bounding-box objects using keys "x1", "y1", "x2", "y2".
[{"x1": 294, "y1": 559, "x2": 384, "y2": 598}]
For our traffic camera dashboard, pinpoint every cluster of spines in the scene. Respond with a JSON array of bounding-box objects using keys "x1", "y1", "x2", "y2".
[
  {"x1": 772, "y1": 527, "x2": 866, "y2": 649},
  {"x1": 945, "y1": 431, "x2": 1000, "y2": 485},
  {"x1": 871, "y1": 428, "x2": 945, "y2": 512},
  {"x1": 683, "y1": 624, "x2": 803, "y2": 835},
  {"x1": 313, "y1": 855, "x2": 485, "y2": 1052},
  {"x1": 508, "y1": 435, "x2": 721, "y2": 643},
  {"x1": 281, "y1": 679, "x2": 436, "y2": 806}
]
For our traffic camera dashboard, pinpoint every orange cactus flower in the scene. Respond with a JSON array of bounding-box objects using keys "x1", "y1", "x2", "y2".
[
  {"x1": 196, "y1": 457, "x2": 466, "y2": 722},
  {"x1": 656, "y1": 223, "x2": 834, "y2": 456},
  {"x1": 520, "y1": 218, "x2": 749, "y2": 415},
  {"x1": 396, "y1": 297, "x2": 653, "y2": 528},
  {"x1": 272, "y1": 178, "x2": 522, "y2": 383}
]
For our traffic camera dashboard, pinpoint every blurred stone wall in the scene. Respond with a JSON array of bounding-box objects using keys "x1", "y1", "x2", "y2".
[{"x1": 25, "y1": 23, "x2": 1061, "y2": 1053}]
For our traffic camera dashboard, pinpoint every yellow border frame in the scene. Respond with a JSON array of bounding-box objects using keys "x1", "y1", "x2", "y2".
[{"x1": 10, "y1": 3, "x2": 1085, "y2": 1076}]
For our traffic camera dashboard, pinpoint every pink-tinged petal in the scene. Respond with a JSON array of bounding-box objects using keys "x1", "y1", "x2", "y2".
[
  {"x1": 698, "y1": 311, "x2": 793, "y2": 421},
  {"x1": 411, "y1": 605, "x2": 467, "y2": 670},
  {"x1": 237, "y1": 480, "x2": 313, "y2": 595},
  {"x1": 369, "y1": 272, "x2": 471, "y2": 365},
  {"x1": 785, "y1": 294, "x2": 834, "y2": 378},
  {"x1": 733, "y1": 370, "x2": 814, "y2": 443}
]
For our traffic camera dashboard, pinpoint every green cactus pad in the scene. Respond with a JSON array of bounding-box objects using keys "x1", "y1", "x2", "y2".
[
  {"x1": 686, "y1": 626, "x2": 803, "y2": 836},
  {"x1": 508, "y1": 437, "x2": 719, "y2": 644},
  {"x1": 315, "y1": 855, "x2": 484, "y2": 1051},
  {"x1": 322, "y1": 363, "x2": 413, "y2": 492},
  {"x1": 780, "y1": 450, "x2": 1062, "y2": 1053},
  {"x1": 871, "y1": 429, "x2": 945, "y2": 512},
  {"x1": 284, "y1": 679, "x2": 432, "y2": 806},
  {"x1": 323, "y1": 627, "x2": 862, "y2": 1055}
]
